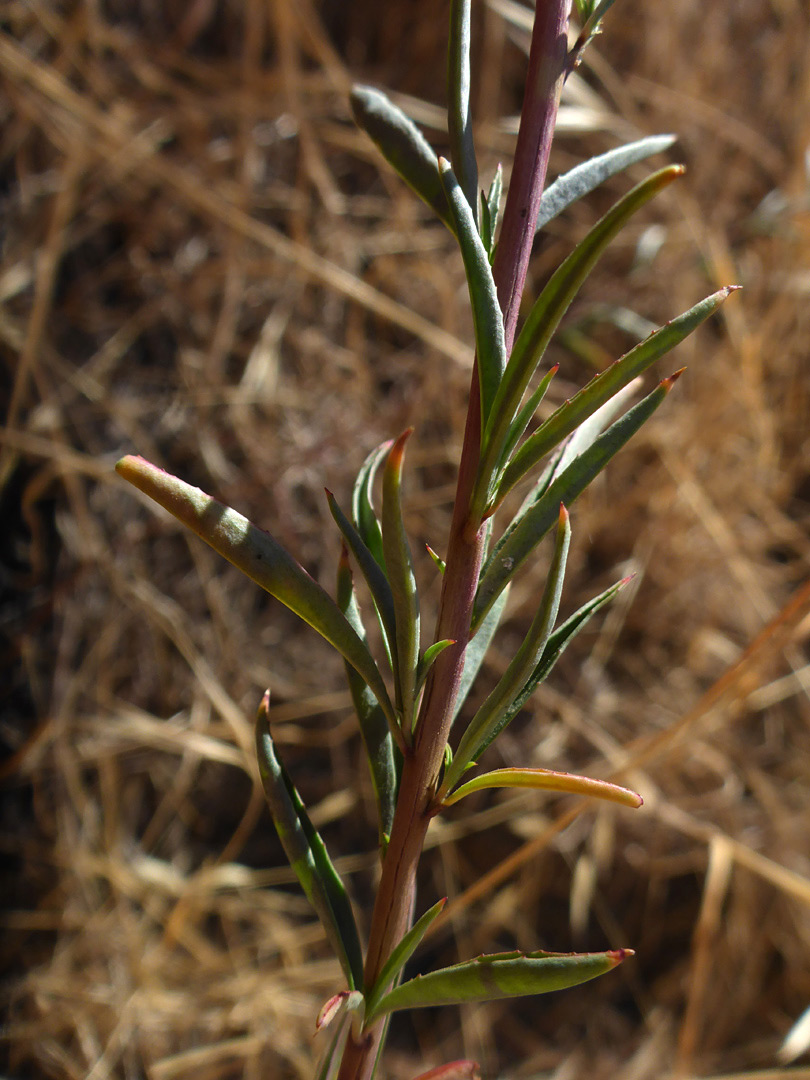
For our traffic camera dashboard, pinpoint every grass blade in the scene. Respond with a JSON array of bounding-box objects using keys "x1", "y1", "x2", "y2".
[
  {"x1": 116, "y1": 455, "x2": 397, "y2": 727},
  {"x1": 350, "y1": 86, "x2": 452, "y2": 231},
  {"x1": 439, "y1": 158, "x2": 507, "y2": 429},
  {"x1": 365, "y1": 947, "x2": 630, "y2": 1022},
  {"x1": 256, "y1": 694, "x2": 365, "y2": 991}
]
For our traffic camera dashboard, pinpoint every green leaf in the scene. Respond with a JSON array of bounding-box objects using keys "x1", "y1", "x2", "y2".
[
  {"x1": 444, "y1": 506, "x2": 571, "y2": 793},
  {"x1": 365, "y1": 898, "x2": 448, "y2": 1019},
  {"x1": 352, "y1": 440, "x2": 392, "y2": 570},
  {"x1": 255, "y1": 694, "x2": 364, "y2": 991},
  {"x1": 350, "y1": 85, "x2": 452, "y2": 231},
  {"x1": 473, "y1": 372, "x2": 680, "y2": 629},
  {"x1": 440, "y1": 766, "x2": 642, "y2": 808},
  {"x1": 382, "y1": 430, "x2": 421, "y2": 732},
  {"x1": 365, "y1": 947, "x2": 630, "y2": 1022},
  {"x1": 451, "y1": 583, "x2": 511, "y2": 726},
  {"x1": 476, "y1": 166, "x2": 683, "y2": 512},
  {"x1": 498, "y1": 288, "x2": 736, "y2": 501},
  {"x1": 314, "y1": 1017, "x2": 348, "y2": 1080},
  {"x1": 438, "y1": 158, "x2": 507, "y2": 430},
  {"x1": 448, "y1": 0, "x2": 478, "y2": 224},
  {"x1": 327, "y1": 489, "x2": 398, "y2": 671},
  {"x1": 535, "y1": 134, "x2": 677, "y2": 233},
  {"x1": 426, "y1": 543, "x2": 446, "y2": 575},
  {"x1": 115, "y1": 455, "x2": 397, "y2": 728},
  {"x1": 480, "y1": 164, "x2": 503, "y2": 260},
  {"x1": 496, "y1": 363, "x2": 559, "y2": 478},
  {"x1": 500, "y1": 575, "x2": 630, "y2": 725},
  {"x1": 336, "y1": 549, "x2": 399, "y2": 841},
  {"x1": 417, "y1": 640, "x2": 456, "y2": 693}
]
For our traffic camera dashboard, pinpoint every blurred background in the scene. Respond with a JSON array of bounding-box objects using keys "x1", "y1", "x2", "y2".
[{"x1": 2, "y1": 2, "x2": 809, "y2": 1078}]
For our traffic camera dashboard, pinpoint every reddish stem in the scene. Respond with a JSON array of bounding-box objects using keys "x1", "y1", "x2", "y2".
[{"x1": 336, "y1": 4, "x2": 571, "y2": 1076}]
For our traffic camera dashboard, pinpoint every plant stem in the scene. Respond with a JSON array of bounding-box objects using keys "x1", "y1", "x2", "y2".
[
  {"x1": 493, "y1": 0, "x2": 572, "y2": 351},
  {"x1": 336, "y1": 4, "x2": 571, "y2": 1076}
]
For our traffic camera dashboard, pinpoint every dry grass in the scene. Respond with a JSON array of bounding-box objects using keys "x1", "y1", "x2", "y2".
[{"x1": 2, "y1": 2, "x2": 809, "y2": 1078}]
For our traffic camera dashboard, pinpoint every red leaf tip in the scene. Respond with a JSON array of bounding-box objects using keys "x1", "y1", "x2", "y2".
[
  {"x1": 662, "y1": 366, "x2": 687, "y2": 390},
  {"x1": 608, "y1": 948, "x2": 635, "y2": 966}
]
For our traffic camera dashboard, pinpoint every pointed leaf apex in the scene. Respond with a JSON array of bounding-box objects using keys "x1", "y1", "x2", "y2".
[
  {"x1": 258, "y1": 688, "x2": 271, "y2": 717},
  {"x1": 662, "y1": 366, "x2": 686, "y2": 390},
  {"x1": 315, "y1": 991, "x2": 349, "y2": 1032},
  {"x1": 558, "y1": 502, "x2": 569, "y2": 525},
  {"x1": 388, "y1": 428, "x2": 414, "y2": 468},
  {"x1": 619, "y1": 573, "x2": 636, "y2": 587},
  {"x1": 607, "y1": 947, "x2": 634, "y2": 966}
]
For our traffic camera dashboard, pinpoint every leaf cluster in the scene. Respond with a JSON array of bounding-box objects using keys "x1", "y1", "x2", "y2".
[{"x1": 115, "y1": 1, "x2": 734, "y2": 1072}]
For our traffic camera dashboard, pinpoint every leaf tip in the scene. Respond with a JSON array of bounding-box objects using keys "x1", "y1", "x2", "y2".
[
  {"x1": 388, "y1": 427, "x2": 414, "y2": 469},
  {"x1": 258, "y1": 688, "x2": 271, "y2": 720},
  {"x1": 662, "y1": 366, "x2": 686, "y2": 391},
  {"x1": 608, "y1": 947, "x2": 635, "y2": 966}
]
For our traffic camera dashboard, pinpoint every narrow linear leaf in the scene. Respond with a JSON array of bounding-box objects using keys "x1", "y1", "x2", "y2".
[
  {"x1": 482, "y1": 164, "x2": 503, "y2": 260},
  {"x1": 500, "y1": 575, "x2": 630, "y2": 727},
  {"x1": 328, "y1": 489, "x2": 398, "y2": 672},
  {"x1": 314, "y1": 1012, "x2": 351, "y2": 1080},
  {"x1": 498, "y1": 287, "x2": 736, "y2": 500},
  {"x1": 492, "y1": 380, "x2": 641, "y2": 567},
  {"x1": 255, "y1": 694, "x2": 364, "y2": 990},
  {"x1": 535, "y1": 134, "x2": 676, "y2": 232},
  {"x1": 417, "y1": 640, "x2": 456, "y2": 693},
  {"x1": 444, "y1": 506, "x2": 571, "y2": 793},
  {"x1": 573, "y1": 0, "x2": 621, "y2": 59},
  {"x1": 366, "y1": 898, "x2": 448, "y2": 1019},
  {"x1": 473, "y1": 372, "x2": 681, "y2": 629},
  {"x1": 352, "y1": 440, "x2": 392, "y2": 570},
  {"x1": 441, "y1": 766, "x2": 642, "y2": 808},
  {"x1": 447, "y1": 0, "x2": 478, "y2": 222},
  {"x1": 426, "y1": 543, "x2": 446, "y2": 575},
  {"x1": 350, "y1": 86, "x2": 452, "y2": 231},
  {"x1": 438, "y1": 158, "x2": 507, "y2": 429},
  {"x1": 365, "y1": 947, "x2": 630, "y2": 1022},
  {"x1": 497, "y1": 363, "x2": 559, "y2": 476},
  {"x1": 451, "y1": 583, "x2": 511, "y2": 726},
  {"x1": 116, "y1": 455, "x2": 396, "y2": 727},
  {"x1": 382, "y1": 430, "x2": 420, "y2": 731},
  {"x1": 478, "y1": 166, "x2": 683, "y2": 508},
  {"x1": 336, "y1": 550, "x2": 399, "y2": 840}
]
